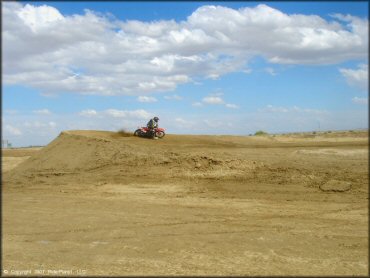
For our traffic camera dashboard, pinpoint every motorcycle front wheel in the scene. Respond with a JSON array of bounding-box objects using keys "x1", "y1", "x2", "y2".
[
  {"x1": 134, "y1": 129, "x2": 141, "y2": 136},
  {"x1": 156, "y1": 131, "x2": 165, "y2": 138}
]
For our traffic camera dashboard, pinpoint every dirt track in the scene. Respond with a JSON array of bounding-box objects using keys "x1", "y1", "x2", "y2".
[{"x1": 2, "y1": 130, "x2": 368, "y2": 275}]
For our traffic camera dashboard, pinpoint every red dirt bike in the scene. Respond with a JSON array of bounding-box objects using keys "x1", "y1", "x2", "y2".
[{"x1": 134, "y1": 127, "x2": 165, "y2": 139}]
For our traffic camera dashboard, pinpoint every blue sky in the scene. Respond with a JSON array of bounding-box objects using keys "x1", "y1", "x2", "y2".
[{"x1": 3, "y1": 1, "x2": 369, "y2": 147}]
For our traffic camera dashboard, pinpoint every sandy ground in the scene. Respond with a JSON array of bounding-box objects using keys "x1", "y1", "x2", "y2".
[{"x1": 2, "y1": 130, "x2": 368, "y2": 276}]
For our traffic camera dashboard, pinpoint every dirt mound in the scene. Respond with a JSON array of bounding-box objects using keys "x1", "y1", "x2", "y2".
[
  {"x1": 6, "y1": 130, "x2": 367, "y2": 188},
  {"x1": 5, "y1": 130, "x2": 263, "y2": 184},
  {"x1": 319, "y1": 180, "x2": 352, "y2": 192},
  {"x1": 3, "y1": 130, "x2": 368, "y2": 275}
]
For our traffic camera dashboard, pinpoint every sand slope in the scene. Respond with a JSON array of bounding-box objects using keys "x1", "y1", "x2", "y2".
[
  {"x1": 2, "y1": 130, "x2": 368, "y2": 275},
  {"x1": 6, "y1": 130, "x2": 368, "y2": 184},
  {"x1": 7, "y1": 131, "x2": 264, "y2": 183}
]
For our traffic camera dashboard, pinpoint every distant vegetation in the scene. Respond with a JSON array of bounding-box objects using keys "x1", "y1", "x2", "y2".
[{"x1": 254, "y1": 130, "x2": 269, "y2": 136}]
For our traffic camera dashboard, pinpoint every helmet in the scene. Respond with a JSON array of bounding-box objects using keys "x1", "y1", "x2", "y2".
[{"x1": 154, "y1": 117, "x2": 159, "y2": 122}]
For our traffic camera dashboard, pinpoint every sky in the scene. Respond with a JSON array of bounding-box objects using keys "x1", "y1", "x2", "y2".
[{"x1": 2, "y1": 1, "x2": 369, "y2": 147}]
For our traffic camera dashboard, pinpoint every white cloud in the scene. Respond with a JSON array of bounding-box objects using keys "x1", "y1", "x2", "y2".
[
  {"x1": 49, "y1": 121, "x2": 57, "y2": 128},
  {"x1": 200, "y1": 95, "x2": 239, "y2": 109},
  {"x1": 202, "y1": 96, "x2": 225, "y2": 104},
  {"x1": 164, "y1": 94, "x2": 183, "y2": 100},
  {"x1": 3, "y1": 2, "x2": 368, "y2": 96},
  {"x1": 174, "y1": 117, "x2": 194, "y2": 128},
  {"x1": 225, "y1": 103, "x2": 239, "y2": 109},
  {"x1": 264, "y1": 104, "x2": 289, "y2": 113},
  {"x1": 203, "y1": 119, "x2": 224, "y2": 128},
  {"x1": 5, "y1": 124, "x2": 22, "y2": 135},
  {"x1": 192, "y1": 102, "x2": 203, "y2": 107},
  {"x1": 339, "y1": 64, "x2": 368, "y2": 91},
  {"x1": 243, "y1": 68, "x2": 252, "y2": 74},
  {"x1": 16, "y1": 4, "x2": 64, "y2": 32},
  {"x1": 137, "y1": 96, "x2": 158, "y2": 102},
  {"x1": 261, "y1": 104, "x2": 328, "y2": 115},
  {"x1": 352, "y1": 97, "x2": 368, "y2": 105},
  {"x1": 33, "y1": 108, "x2": 51, "y2": 114},
  {"x1": 4, "y1": 109, "x2": 19, "y2": 115},
  {"x1": 78, "y1": 108, "x2": 151, "y2": 126},
  {"x1": 265, "y1": 67, "x2": 277, "y2": 76},
  {"x1": 79, "y1": 109, "x2": 98, "y2": 117},
  {"x1": 40, "y1": 92, "x2": 59, "y2": 98},
  {"x1": 209, "y1": 91, "x2": 224, "y2": 97},
  {"x1": 104, "y1": 109, "x2": 151, "y2": 119},
  {"x1": 23, "y1": 121, "x2": 53, "y2": 128}
]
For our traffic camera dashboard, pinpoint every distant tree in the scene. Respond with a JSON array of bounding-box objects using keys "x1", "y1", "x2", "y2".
[{"x1": 254, "y1": 130, "x2": 268, "y2": 136}]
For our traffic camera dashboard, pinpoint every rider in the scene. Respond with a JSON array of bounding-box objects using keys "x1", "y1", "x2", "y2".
[{"x1": 147, "y1": 116, "x2": 159, "y2": 138}]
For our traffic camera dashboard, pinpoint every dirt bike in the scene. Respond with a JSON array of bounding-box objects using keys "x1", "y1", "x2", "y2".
[{"x1": 134, "y1": 127, "x2": 165, "y2": 139}]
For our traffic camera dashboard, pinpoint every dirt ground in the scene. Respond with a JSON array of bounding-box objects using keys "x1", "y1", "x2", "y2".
[{"x1": 2, "y1": 130, "x2": 368, "y2": 276}]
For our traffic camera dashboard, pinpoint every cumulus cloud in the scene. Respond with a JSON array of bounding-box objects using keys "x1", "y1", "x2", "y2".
[
  {"x1": 225, "y1": 103, "x2": 239, "y2": 109},
  {"x1": 49, "y1": 121, "x2": 57, "y2": 128},
  {"x1": 23, "y1": 121, "x2": 57, "y2": 128},
  {"x1": 4, "y1": 109, "x2": 19, "y2": 114},
  {"x1": 3, "y1": 2, "x2": 368, "y2": 96},
  {"x1": 192, "y1": 102, "x2": 203, "y2": 107},
  {"x1": 174, "y1": 117, "x2": 194, "y2": 128},
  {"x1": 263, "y1": 104, "x2": 289, "y2": 113},
  {"x1": 352, "y1": 96, "x2": 368, "y2": 105},
  {"x1": 339, "y1": 64, "x2": 368, "y2": 91},
  {"x1": 78, "y1": 108, "x2": 151, "y2": 119},
  {"x1": 201, "y1": 95, "x2": 238, "y2": 109},
  {"x1": 164, "y1": 94, "x2": 183, "y2": 100},
  {"x1": 203, "y1": 119, "x2": 228, "y2": 128},
  {"x1": 40, "y1": 92, "x2": 59, "y2": 98},
  {"x1": 104, "y1": 109, "x2": 151, "y2": 119},
  {"x1": 202, "y1": 96, "x2": 225, "y2": 104},
  {"x1": 265, "y1": 67, "x2": 277, "y2": 76},
  {"x1": 5, "y1": 124, "x2": 22, "y2": 135},
  {"x1": 137, "y1": 96, "x2": 158, "y2": 102},
  {"x1": 261, "y1": 104, "x2": 328, "y2": 115},
  {"x1": 33, "y1": 108, "x2": 51, "y2": 114},
  {"x1": 79, "y1": 109, "x2": 98, "y2": 117}
]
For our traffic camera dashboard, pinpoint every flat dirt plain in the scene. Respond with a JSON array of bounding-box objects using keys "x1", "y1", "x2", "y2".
[{"x1": 2, "y1": 130, "x2": 369, "y2": 276}]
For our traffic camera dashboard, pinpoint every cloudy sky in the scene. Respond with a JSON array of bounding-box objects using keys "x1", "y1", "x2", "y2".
[{"x1": 3, "y1": 1, "x2": 369, "y2": 147}]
